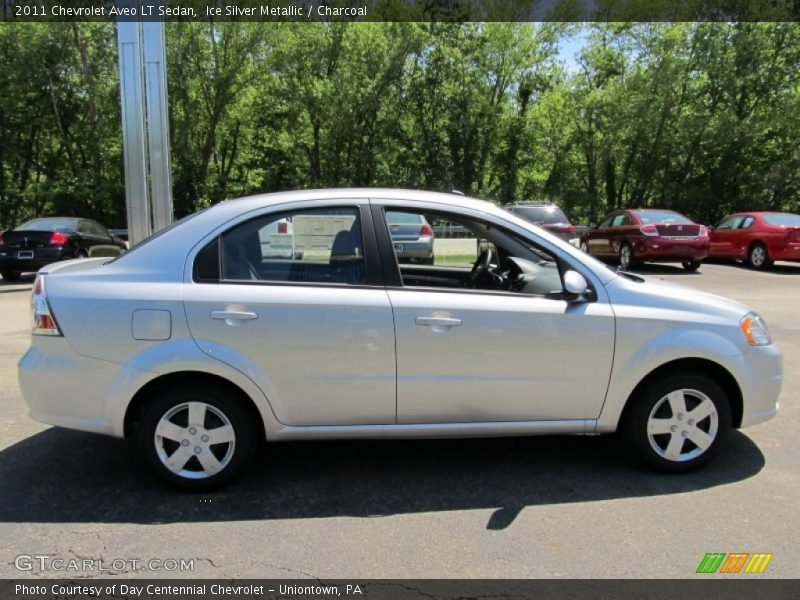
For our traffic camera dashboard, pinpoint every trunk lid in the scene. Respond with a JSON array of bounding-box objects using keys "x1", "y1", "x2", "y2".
[
  {"x1": 1, "y1": 231, "x2": 58, "y2": 249},
  {"x1": 655, "y1": 223, "x2": 700, "y2": 237}
]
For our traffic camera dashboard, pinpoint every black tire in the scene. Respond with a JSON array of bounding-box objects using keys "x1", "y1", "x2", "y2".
[
  {"x1": 682, "y1": 260, "x2": 701, "y2": 272},
  {"x1": 621, "y1": 372, "x2": 732, "y2": 472},
  {"x1": 1, "y1": 270, "x2": 21, "y2": 281},
  {"x1": 747, "y1": 242, "x2": 772, "y2": 270},
  {"x1": 619, "y1": 242, "x2": 636, "y2": 270},
  {"x1": 138, "y1": 384, "x2": 258, "y2": 490},
  {"x1": 75, "y1": 249, "x2": 89, "y2": 259},
  {"x1": 422, "y1": 256, "x2": 435, "y2": 265}
]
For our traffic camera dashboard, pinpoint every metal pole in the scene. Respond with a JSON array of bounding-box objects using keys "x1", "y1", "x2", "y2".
[
  {"x1": 116, "y1": 10, "x2": 150, "y2": 246},
  {"x1": 142, "y1": 11, "x2": 173, "y2": 233}
]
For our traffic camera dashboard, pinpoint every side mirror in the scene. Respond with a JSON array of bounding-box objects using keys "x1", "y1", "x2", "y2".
[{"x1": 563, "y1": 270, "x2": 589, "y2": 299}]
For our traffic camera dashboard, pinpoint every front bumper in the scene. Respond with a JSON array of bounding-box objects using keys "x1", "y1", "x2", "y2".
[{"x1": 738, "y1": 343, "x2": 782, "y2": 428}]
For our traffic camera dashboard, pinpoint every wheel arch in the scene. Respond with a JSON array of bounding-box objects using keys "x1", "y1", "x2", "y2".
[
  {"x1": 619, "y1": 358, "x2": 744, "y2": 429},
  {"x1": 123, "y1": 371, "x2": 266, "y2": 440}
]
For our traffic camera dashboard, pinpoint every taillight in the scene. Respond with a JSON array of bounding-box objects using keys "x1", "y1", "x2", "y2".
[
  {"x1": 698, "y1": 225, "x2": 708, "y2": 238},
  {"x1": 277, "y1": 222, "x2": 288, "y2": 234},
  {"x1": 31, "y1": 275, "x2": 61, "y2": 336},
  {"x1": 640, "y1": 224, "x2": 659, "y2": 237},
  {"x1": 420, "y1": 223, "x2": 433, "y2": 237},
  {"x1": 49, "y1": 231, "x2": 69, "y2": 245},
  {"x1": 568, "y1": 224, "x2": 575, "y2": 233}
]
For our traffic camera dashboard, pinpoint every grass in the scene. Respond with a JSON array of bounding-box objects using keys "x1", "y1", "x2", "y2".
[{"x1": 434, "y1": 254, "x2": 477, "y2": 267}]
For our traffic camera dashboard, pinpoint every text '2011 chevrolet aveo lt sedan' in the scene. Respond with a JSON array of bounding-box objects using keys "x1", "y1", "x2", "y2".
[{"x1": 18, "y1": 190, "x2": 782, "y2": 489}]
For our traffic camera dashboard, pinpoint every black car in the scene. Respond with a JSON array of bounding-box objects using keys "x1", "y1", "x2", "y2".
[
  {"x1": 0, "y1": 217, "x2": 126, "y2": 281},
  {"x1": 504, "y1": 202, "x2": 575, "y2": 241}
]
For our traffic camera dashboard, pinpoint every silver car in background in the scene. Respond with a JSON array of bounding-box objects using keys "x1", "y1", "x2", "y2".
[
  {"x1": 386, "y1": 210, "x2": 435, "y2": 264},
  {"x1": 18, "y1": 189, "x2": 781, "y2": 489}
]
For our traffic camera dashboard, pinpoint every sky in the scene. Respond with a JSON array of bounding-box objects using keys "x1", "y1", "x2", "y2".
[{"x1": 556, "y1": 28, "x2": 589, "y2": 73}]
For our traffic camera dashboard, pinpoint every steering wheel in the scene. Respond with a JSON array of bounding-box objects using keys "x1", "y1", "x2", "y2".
[{"x1": 469, "y1": 248, "x2": 497, "y2": 288}]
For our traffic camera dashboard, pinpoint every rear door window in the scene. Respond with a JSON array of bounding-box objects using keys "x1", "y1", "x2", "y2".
[{"x1": 218, "y1": 207, "x2": 366, "y2": 285}]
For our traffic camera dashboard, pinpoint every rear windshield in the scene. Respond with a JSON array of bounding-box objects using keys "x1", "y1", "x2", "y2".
[
  {"x1": 635, "y1": 211, "x2": 692, "y2": 225},
  {"x1": 386, "y1": 211, "x2": 423, "y2": 224},
  {"x1": 107, "y1": 210, "x2": 205, "y2": 263},
  {"x1": 512, "y1": 205, "x2": 569, "y2": 225},
  {"x1": 15, "y1": 218, "x2": 78, "y2": 232},
  {"x1": 762, "y1": 213, "x2": 800, "y2": 226}
]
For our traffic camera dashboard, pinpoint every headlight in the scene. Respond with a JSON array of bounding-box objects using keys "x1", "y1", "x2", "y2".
[{"x1": 740, "y1": 312, "x2": 772, "y2": 346}]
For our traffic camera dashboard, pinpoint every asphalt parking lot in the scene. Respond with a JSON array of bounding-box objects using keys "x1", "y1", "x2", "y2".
[{"x1": 0, "y1": 261, "x2": 797, "y2": 579}]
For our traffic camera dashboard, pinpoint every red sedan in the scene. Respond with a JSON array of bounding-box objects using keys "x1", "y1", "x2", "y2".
[
  {"x1": 579, "y1": 209, "x2": 709, "y2": 271},
  {"x1": 708, "y1": 212, "x2": 800, "y2": 269}
]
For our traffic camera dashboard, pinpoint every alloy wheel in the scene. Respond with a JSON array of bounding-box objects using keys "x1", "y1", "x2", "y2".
[
  {"x1": 620, "y1": 245, "x2": 632, "y2": 270},
  {"x1": 646, "y1": 388, "x2": 718, "y2": 462},
  {"x1": 154, "y1": 401, "x2": 236, "y2": 479},
  {"x1": 750, "y1": 245, "x2": 766, "y2": 268}
]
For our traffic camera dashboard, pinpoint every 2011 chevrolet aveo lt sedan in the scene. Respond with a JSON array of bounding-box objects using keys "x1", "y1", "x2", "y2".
[{"x1": 18, "y1": 190, "x2": 782, "y2": 489}]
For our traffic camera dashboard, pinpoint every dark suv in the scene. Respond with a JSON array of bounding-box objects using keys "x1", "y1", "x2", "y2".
[{"x1": 504, "y1": 202, "x2": 575, "y2": 241}]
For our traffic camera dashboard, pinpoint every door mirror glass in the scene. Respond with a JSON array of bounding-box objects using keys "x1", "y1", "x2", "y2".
[{"x1": 563, "y1": 270, "x2": 588, "y2": 297}]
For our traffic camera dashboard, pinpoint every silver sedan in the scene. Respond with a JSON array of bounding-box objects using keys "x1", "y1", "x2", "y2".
[{"x1": 18, "y1": 189, "x2": 782, "y2": 489}]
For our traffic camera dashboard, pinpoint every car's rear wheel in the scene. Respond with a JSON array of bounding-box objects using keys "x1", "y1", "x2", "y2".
[
  {"x1": 619, "y1": 243, "x2": 636, "y2": 270},
  {"x1": 747, "y1": 242, "x2": 772, "y2": 270},
  {"x1": 75, "y1": 249, "x2": 89, "y2": 259},
  {"x1": 682, "y1": 260, "x2": 701, "y2": 272},
  {"x1": 1, "y1": 270, "x2": 21, "y2": 281},
  {"x1": 621, "y1": 372, "x2": 731, "y2": 471},
  {"x1": 138, "y1": 385, "x2": 258, "y2": 489}
]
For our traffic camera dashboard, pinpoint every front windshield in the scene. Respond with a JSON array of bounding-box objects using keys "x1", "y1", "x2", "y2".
[{"x1": 497, "y1": 206, "x2": 618, "y2": 283}]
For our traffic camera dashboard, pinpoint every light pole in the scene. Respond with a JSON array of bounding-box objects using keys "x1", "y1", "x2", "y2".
[{"x1": 116, "y1": 0, "x2": 173, "y2": 246}]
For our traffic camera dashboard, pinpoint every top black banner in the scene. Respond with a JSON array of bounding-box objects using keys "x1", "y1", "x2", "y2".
[{"x1": 2, "y1": 0, "x2": 800, "y2": 22}]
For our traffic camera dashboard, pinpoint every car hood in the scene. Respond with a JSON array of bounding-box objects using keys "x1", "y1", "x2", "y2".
[{"x1": 604, "y1": 273, "x2": 752, "y2": 323}]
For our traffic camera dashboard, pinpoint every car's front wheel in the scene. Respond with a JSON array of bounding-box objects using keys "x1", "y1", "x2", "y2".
[
  {"x1": 621, "y1": 372, "x2": 731, "y2": 471},
  {"x1": 1, "y1": 270, "x2": 21, "y2": 281},
  {"x1": 139, "y1": 385, "x2": 258, "y2": 489}
]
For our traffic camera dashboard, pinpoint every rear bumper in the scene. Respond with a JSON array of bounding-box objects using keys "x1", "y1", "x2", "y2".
[
  {"x1": 395, "y1": 239, "x2": 434, "y2": 259},
  {"x1": 17, "y1": 338, "x2": 120, "y2": 436},
  {"x1": 633, "y1": 239, "x2": 709, "y2": 262},
  {"x1": 544, "y1": 229, "x2": 574, "y2": 242},
  {"x1": 0, "y1": 248, "x2": 73, "y2": 272}
]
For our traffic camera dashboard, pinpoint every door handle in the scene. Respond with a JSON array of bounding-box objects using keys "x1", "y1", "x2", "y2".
[
  {"x1": 211, "y1": 310, "x2": 258, "y2": 321},
  {"x1": 415, "y1": 316, "x2": 462, "y2": 327}
]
